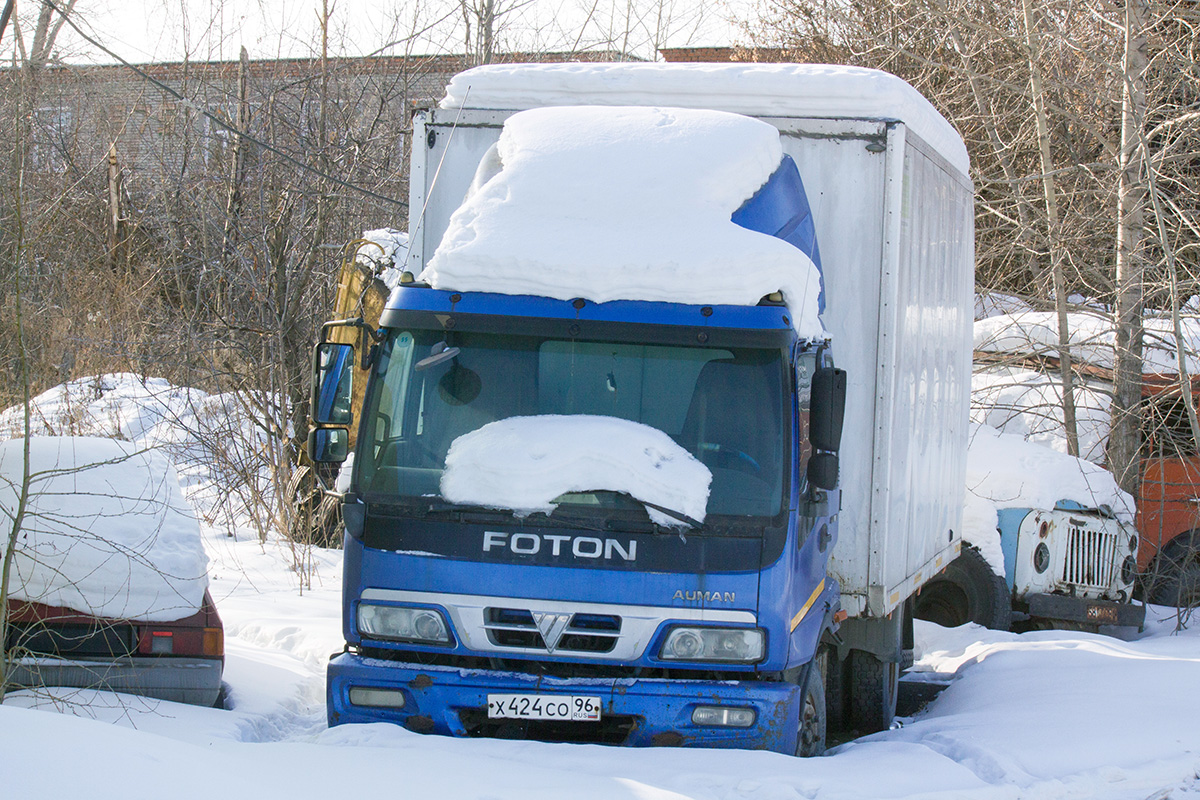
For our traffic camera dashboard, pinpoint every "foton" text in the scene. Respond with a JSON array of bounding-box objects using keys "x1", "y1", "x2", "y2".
[{"x1": 482, "y1": 531, "x2": 637, "y2": 562}]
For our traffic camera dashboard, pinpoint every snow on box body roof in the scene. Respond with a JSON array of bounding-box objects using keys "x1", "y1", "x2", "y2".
[
  {"x1": 420, "y1": 104, "x2": 826, "y2": 339},
  {"x1": 440, "y1": 62, "x2": 970, "y2": 176},
  {"x1": 0, "y1": 436, "x2": 208, "y2": 622}
]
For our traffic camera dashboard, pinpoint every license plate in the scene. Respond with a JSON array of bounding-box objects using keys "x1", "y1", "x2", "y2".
[
  {"x1": 1085, "y1": 604, "x2": 1119, "y2": 624},
  {"x1": 487, "y1": 694, "x2": 601, "y2": 721}
]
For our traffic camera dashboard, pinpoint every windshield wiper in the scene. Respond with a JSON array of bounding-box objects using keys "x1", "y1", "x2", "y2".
[
  {"x1": 639, "y1": 499, "x2": 703, "y2": 531},
  {"x1": 381, "y1": 498, "x2": 515, "y2": 523},
  {"x1": 524, "y1": 510, "x2": 607, "y2": 533},
  {"x1": 577, "y1": 490, "x2": 702, "y2": 532}
]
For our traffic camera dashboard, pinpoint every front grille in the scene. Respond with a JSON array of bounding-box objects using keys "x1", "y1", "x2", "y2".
[
  {"x1": 458, "y1": 707, "x2": 639, "y2": 744},
  {"x1": 483, "y1": 607, "x2": 621, "y2": 654},
  {"x1": 1061, "y1": 523, "x2": 1120, "y2": 588}
]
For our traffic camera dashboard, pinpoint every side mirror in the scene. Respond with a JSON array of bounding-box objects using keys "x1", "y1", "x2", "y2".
[
  {"x1": 810, "y1": 367, "x2": 846, "y2": 453},
  {"x1": 308, "y1": 428, "x2": 349, "y2": 464},
  {"x1": 807, "y1": 452, "x2": 839, "y2": 491},
  {"x1": 311, "y1": 342, "x2": 355, "y2": 426}
]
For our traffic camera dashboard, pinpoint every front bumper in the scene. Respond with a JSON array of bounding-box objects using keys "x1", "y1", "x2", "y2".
[
  {"x1": 6, "y1": 656, "x2": 223, "y2": 706},
  {"x1": 1026, "y1": 593, "x2": 1145, "y2": 628},
  {"x1": 328, "y1": 651, "x2": 800, "y2": 752}
]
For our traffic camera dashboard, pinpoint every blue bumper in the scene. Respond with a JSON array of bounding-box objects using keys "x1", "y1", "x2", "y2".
[{"x1": 328, "y1": 652, "x2": 801, "y2": 752}]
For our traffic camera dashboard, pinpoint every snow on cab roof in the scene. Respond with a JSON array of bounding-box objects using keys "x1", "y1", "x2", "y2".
[
  {"x1": 441, "y1": 62, "x2": 970, "y2": 177},
  {"x1": 420, "y1": 105, "x2": 825, "y2": 339}
]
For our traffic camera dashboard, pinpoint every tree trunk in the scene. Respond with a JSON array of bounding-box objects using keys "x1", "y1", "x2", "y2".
[
  {"x1": 1021, "y1": 0, "x2": 1079, "y2": 456},
  {"x1": 222, "y1": 46, "x2": 250, "y2": 267},
  {"x1": 1108, "y1": 0, "x2": 1149, "y2": 497},
  {"x1": 106, "y1": 144, "x2": 123, "y2": 272}
]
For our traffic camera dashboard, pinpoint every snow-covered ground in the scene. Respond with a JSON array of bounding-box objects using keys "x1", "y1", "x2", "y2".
[{"x1": 4, "y1": 532, "x2": 1198, "y2": 800}]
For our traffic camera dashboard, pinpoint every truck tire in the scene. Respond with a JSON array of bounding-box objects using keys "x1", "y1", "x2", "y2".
[
  {"x1": 287, "y1": 463, "x2": 344, "y2": 547},
  {"x1": 848, "y1": 649, "x2": 898, "y2": 734},
  {"x1": 796, "y1": 662, "x2": 826, "y2": 757},
  {"x1": 912, "y1": 545, "x2": 1012, "y2": 631},
  {"x1": 1146, "y1": 531, "x2": 1200, "y2": 608},
  {"x1": 820, "y1": 645, "x2": 848, "y2": 735}
]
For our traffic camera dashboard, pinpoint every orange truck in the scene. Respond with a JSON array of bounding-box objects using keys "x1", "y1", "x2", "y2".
[{"x1": 1136, "y1": 374, "x2": 1200, "y2": 606}]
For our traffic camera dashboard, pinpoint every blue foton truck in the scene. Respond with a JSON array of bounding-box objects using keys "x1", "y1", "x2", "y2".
[{"x1": 308, "y1": 64, "x2": 974, "y2": 755}]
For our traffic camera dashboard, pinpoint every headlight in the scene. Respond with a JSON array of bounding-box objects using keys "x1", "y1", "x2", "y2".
[
  {"x1": 1121, "y1": 555, "x2": 1137, "y2": 586},
  {"x1": 357, "y1": 603, "x2": 452, "y2": 645},
  {"x1": 660, "y1": 627, "x2": 764, "y2": 663},
  {"x1": 1033, "y1": 542, "x2": 1050, "y2": 574}
]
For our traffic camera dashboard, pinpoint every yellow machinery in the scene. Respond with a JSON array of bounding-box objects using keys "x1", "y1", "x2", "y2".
[{"x1": 289, "y1": 239, "x2": 394, "y2": 545}]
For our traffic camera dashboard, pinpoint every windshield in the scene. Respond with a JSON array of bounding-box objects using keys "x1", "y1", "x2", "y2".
[{"x1": 356, "y1": 327, "x2": 789, "y2": 521}]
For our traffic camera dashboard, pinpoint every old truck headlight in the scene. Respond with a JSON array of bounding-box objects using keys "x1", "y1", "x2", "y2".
[
  {"x1": 1033, "y1": 543, "x2": 1050, "y2": 574},
  {"x1": 660, "y1": 627, "x2": 764, "y2": 663},
  {"x1": 357, "y1": 603, "x2": 451, "y2": 645},
  {"x1": 1121, "y1": 555, "x2": 1137, "y2": 586}
]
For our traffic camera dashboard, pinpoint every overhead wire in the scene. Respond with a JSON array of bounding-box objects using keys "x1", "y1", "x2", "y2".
[{"x1": 41, "y1": 0, "x2": 408, "y2": 209}]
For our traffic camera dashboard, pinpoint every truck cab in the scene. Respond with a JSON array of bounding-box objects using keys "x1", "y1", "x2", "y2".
[{"x1": 318, "y1": 288, "x2": 841, "y2": 752}]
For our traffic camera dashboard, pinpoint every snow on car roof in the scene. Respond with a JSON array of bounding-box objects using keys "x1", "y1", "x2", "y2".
[
  {"x1": 972, "y1": 365, "x2": 1112, "y2": 463},
  {"x1": 1, "y1": 436, "x2": 208, "y2": 622},
  {"x1": 420, "y1": 104, "x2": 825, "y2": 339},
  {"x1": 441, "y1": 62, "x2": 969, "y2": 176}
]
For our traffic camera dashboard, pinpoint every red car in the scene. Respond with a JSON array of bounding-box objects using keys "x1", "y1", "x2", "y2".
[{"x1": 5, "y1": 589, "x2": 225, "y2": 706}]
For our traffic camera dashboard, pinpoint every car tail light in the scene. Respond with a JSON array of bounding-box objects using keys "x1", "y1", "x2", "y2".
[{"x1": 203, "y1": 627, "x2": 224, "y2": 657}]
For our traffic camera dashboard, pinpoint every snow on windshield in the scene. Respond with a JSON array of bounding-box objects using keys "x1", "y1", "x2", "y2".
[
  {"x1": 963, "y1": 423, "x2": 1133, "y2": 575},
  {"x1": 0, "y1": 436, "x2": 208, "y2": 621},
  {"x1": 420, "y1": 105, "x2": 825, "y2": 340},
  {"x1": 440, "y1": 415, "x2": 712, "y2": 527},
  {"x1": 976, "y1": 310, "x2": 1200, "y2": 374}
]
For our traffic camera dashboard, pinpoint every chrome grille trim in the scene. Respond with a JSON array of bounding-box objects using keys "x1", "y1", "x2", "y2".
[{"x1": 360, "y1": 589, "x2": 755, "y2": 660}]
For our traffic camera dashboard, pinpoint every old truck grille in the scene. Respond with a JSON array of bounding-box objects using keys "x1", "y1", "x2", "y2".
[
  {"x1": 483, "y1": 608, "x2": 620, "y2": 654},
  {"x1": 1061, "y1": 524, "x2": 1120, "y2": 588}
]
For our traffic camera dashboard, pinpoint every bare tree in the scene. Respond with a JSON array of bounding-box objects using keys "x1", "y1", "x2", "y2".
[{"x1": 1108, "y1": 0, "x2": 1151, "y2": 497}]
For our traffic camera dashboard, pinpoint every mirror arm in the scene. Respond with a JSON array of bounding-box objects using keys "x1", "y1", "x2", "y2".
[
  {"x1": 319, "y1": 317, "x2": 384, "y2": 346},
  {"x1": 313, "y1": 467, "x2": 346, "y2": 500}
]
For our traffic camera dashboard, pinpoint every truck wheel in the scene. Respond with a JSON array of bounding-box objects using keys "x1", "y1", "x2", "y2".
[
  {"x1": 820, "y1": 645, "x2": 848, "y2": 735},
  {"x1": 287, "y1": 464, "x2": 344, "y2": 547},
  {"x1": 848, "y1": 649, "x2": 898, "y2": 734},
  {"x1": 1146, "y1": 531, "x2": 1200, "y2": 608},
  {"x1": 912, "y1": 545, "x2": 1012, "y2": 630},
  {"x1": 797, "y1": 663, "x2": 826, "y2": 757}
]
